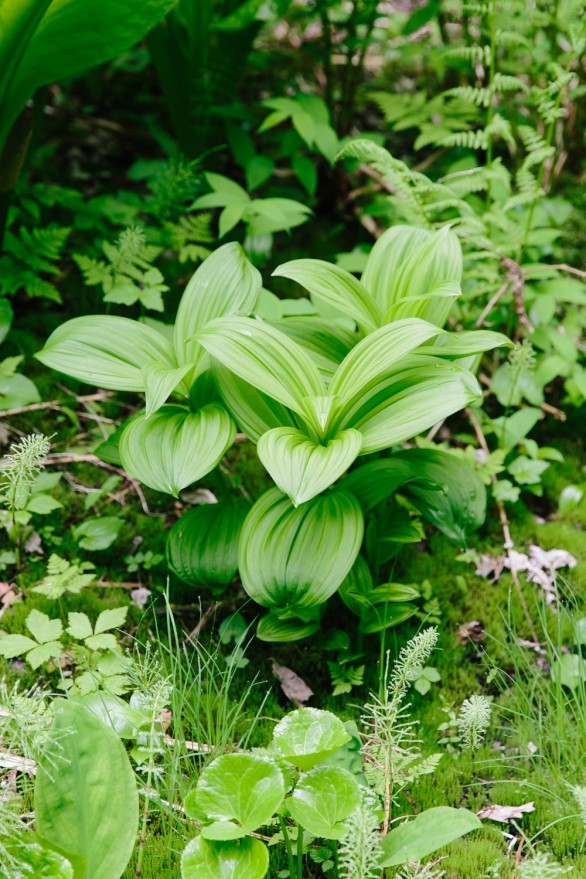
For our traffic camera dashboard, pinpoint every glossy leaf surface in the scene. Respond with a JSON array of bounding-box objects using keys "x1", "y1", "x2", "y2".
[
  {"x1": 287, "y1": 766, "x2": 361, "y2": 839},
  {"x1": 273, "y1": 707, "x2": 350, "y2": 770},
  {"x1": 181, "y1": 836, "x2": 269, "y2": 879},
  {"x1": 379, "y1": 806, "x2": 481, "y2": 867}
]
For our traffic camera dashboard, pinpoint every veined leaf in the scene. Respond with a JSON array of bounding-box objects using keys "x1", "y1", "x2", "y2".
[
  {"x1": 288, "y1": 766, "x2": 361, "y2": 839},
  {"x1": 385, "y1": 280, "x2": 461, "y2": 327},
  {"x1": 174, "y1": 242, "x2": 261, "y2": 379},
  {"x1": 274, "y1": 317, "x2": 356, "y2": 379},
  {"x1": 361, "y1": 225, "x2": 431, "y2": 314},
  {"x1": 257, "y1": 427, "x2": 362, "y2": 505},
  {"x1": 273, "y1": 260, "x2": 382, "y2": 334},
  {"x1": 119, "y1": 405, "x2": 235, "y2": 496},
  {"x1": 273, "y1": 707, "x2": 350, "y2": 770},
  {"x1": 418, "y1": 329, "x2": 512, "y2": 358},
  {"x1": 328, "y1": 318, "x2": 445, "y2": 413},
  {"x1": 199, "y1": 316, "x2": 325, "y2": 419},
  {"x1": 167, "y1": 501, "x2": 249, "y2": 589},
  {"x1": 239, "y1": 488, "x2": 363, "y2": 610},
  {"x1": 36, "y1": 315, "x2": 176, "y2": 391},
  {"x1": 343, "y1": 459, "x2": 429, "y2": 513},
  {"x1": 181, "y1": 836, "x2": 269, "y2": 879},
  {"x1": 256, "y1": 613, "x2": 321, "y2": 642},
  {"x1": 379, "y1": 807, "x2": 481, "y2": 867},
  {"x1": 142, "y1": 361, "x2": 193, "y2": 418},
  {"x1": 339, "y1": 357, "x2": 482, "y2": 453},
  {"x1": 213, "y1": 363, "x2": 300, "y2": 442}
]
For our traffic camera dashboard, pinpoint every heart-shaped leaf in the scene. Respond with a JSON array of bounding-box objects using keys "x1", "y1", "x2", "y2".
[
  {"x1": 257, "y1": 427, "x2": 362, "y2": 506},
  {"x1": 181, "y1": 836, "x2": 269, "y2": 879},
  {"x1": 273, "y1": 707, "x2": 350, "y2": 770},
  {"x1": 239, "y1": 488, "x2": 363, "y2": 610},
  {"x1": 256, "y1": 613, "x2": 321, "y2": 643},
  {"x1": 167, "y1": 501, "x2": 249, "y2": 589},
  {"x1": 287, "y1": 766, "x2": 361, "y2": 839},
  {"x1": 379, "y1": 807, "x2": 482, "y2": 867},
  {"x1": 185, "y1": 754, "x2": 285, "y2": 839},
  {"x1": 119, "y1": 404, "x2": 235, "y2": 496}
]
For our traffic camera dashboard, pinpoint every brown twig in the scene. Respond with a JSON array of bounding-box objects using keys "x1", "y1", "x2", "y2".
[
  {"x1": 45, "y1": 453, "x2": 149, "y2": 514},
  {"x1": 186, "y1": 602, "x2": 220, "y2": 643},
  {"x1": 0, "y1": 391, "x2": 111, "y2": 419}
]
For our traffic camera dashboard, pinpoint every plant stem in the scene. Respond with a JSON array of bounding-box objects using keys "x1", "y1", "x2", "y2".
[
  {"x1": 279, "y1": 816, "x2": 295, "y2": 878},
  {"x1": 0, "y1": 190, "x2": 10, "y2": 253},
  {"x1": 296, "y1": 823, "x2": 303, "y2": 879},
  {"x1": 135, "y1": 712, "x2": 158, "y2": 878}
]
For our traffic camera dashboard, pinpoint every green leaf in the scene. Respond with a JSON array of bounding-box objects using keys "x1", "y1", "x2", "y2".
[
  {"x1": 174, "y1": 243, "x2": 261, "y2": 381},
  {"x1": 213, "y1": 364, "x2": 299, "y2": 442},
  {"x1": 0, "y1": 633, "x2": 38, "y2": 658},
  {"x1": 36, "y1": 315, "x2": 177, "y2": 392},
  {"x1": 359, "y1": 603, "x2": 418, "y2": 633},
  {"x1": 95, "y1": 607, "x2": 128, "y2": 634},
  {"x1": 181, "y1": 836, "x2": 269, "y2": 879},
  {"x1": 273, "y1": 260, "x2": 381, "y2": 334},
  {"x1": 27, "y1": 642, "x2": 66, "y2": 669},
  {"x1": 26, "y1": 493, "x2": 63, "y2": 514},
  {"x1": 119, "y1": 404, "x2": 236, "y2": 497},
  {"x1": 273, "y1": 708, "x2": 351, "y2": 771},
  {"x1": 342, "y1": 460, "x2": 424, "y2": 514},
  {"x1": 287, "y1": 766, "x2": 361, "y2": 839},
  {"x1": 186, "y1": 754, "x2": 285, "y2": 839},
  {"x1": 35, "y1": 700, "x2": 138, "y2": 879},
  {"x1": 73, "y1": 516, "x2": 123, "y2": 551},
  {"x1": 508, "y1": 455, "x2": 549, "y2": 485},
  {"x1": 199, "y1": 317, "x2": 325, "y2": 421},
  {"x1": 6, "y1": 841, "x2": 74, "y2": 878},
  {"x1": 256, "y1": 614, "x2": 321, "y2": 642},
  {"x1": 66, "y1": 612, "x2": 93, "y2": 641},
  {"x1": 421, "y1": 330, "x2": 512, "y2": 359},
  {"x1": 257, "y1": 427, "x2": 362, "y2": 506},
  {"x1": 379, "y1": 807, "x2": 482, "y2": 867},
  {"x1": 551, "y1": 653, "x2": 586, "y2": 689},
  {"x1": 27, "y1": 608, "x2": 63, "y2": 643},
  {"x1": 142, "y1": 361, "x2": 193, "y2": 418},
  {"x1": 239, "y1": 488, "x2": 363, "y2": 611},
  {"x1": 167, "y1": 501, "x2": 249, "y2": 588}
]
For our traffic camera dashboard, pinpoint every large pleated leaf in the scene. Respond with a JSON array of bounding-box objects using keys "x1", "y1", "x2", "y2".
[
  {"x1": 36, "y1": 315, "x2": 176, "y2": 391},
  {"x1": 339, "y1": 358, "x2": 482, "y2": 453},
  {"x1": 273, "y1": 260, "x2": 382, "y2": 334},
  {"x1": 174, "y1": 242, "x2": 261, "y2": 376},
  {"x1": 274, "y1": 317, "x2": 356, "y2": 379},
  {"x1": 417, "y1": 329, "x2": 512, "y2": 358},
  {"x1": 142, "y1": 361, "x2": 193, "y2": 418},
  {"x1": 119, "y1": 405, "x2": 235, "y2": 496},
  {"x1": 0, "y1": 0, "x2": 177, "y2": 151},
  {"x1": 256, "y1": 613, "x2": 321, "y2": 642},
  {"x1": 385, "y1": 280, "x2": 461, "y2": 327},
  {"x1": 199, "y1": 317, "x2": 325, "y2": 418},
  {"x1": 35, "y1": 701, "x2": 138, "y2": 879},
  {"x1": 257, "y1": 427, "x2": 362, "y2": 506},
  {"x1": 361, "y1": 225, "x2": 431, "y2": 312},
  {"x1": 343, "y1": 459, "x2": 428, "y2": 513},
  {"x1": 328, "y1": 318, "x2": 444, "y2": 413},
  {"x1": 239, "y1": 488, "x2": 363, "y2": 610},
  {"x1": 213, "y1": 364, "x2": 299, "y2": 442},
  {"x1": 167, "y1": 501, "x2": 249, "y2": 589}
]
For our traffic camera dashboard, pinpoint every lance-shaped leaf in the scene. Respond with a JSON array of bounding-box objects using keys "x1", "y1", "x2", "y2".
[
  {"x1": 287, "y1": 766, "x2": 361, "y2": 839},
  {"x1": 36, "y1": 315, "x2": 176, "y2": 391},
  {"x1": 185, "y1": 754, "x2": 286, "y2": 840},
  {"x1": 417, "y1": 329, "x2": 513, "y2": 358},
  {"x1": 257, "y1": 427, "x2": 362, "y2": 506},
  {"x1": 199, "y1": 316, "x2": 325, "y2": 419},
  {"x1": 274, "y1": 317, "x2": 356, "y2": 379},
  {"x1": 328, "y1": 318, "x2": 445, "y2": 415},
  {"x1": 273, "y1": 259, "x2": 381, "y2": 334},
  {"x1": 273, "y1": 708, "x2": 350, "y2": 770},
  {"x1": 338, "y1": 357, "x2": 483, "y2": 453},
  {"x1": 0, "y1": 0, "x2": 177, "y2": 151},
  {"x1": 167, "y1": 501, "x2": 249, "y2": 589},
  {"x1": 119, "y1": 404, "x2": 235, "y2": 496},
  {"x1": 379, "y1": 807, "x2": 481, "y2": 867},
  {"x1": 181, "y1": 837, "x2": 269, "y2": 879},
  {"x1": 174, "y1": 242, "x2": 261, "y2": 375},
  {"x1": 35, "y1": 701, "x2": 138, "y2": 879},
  {"x1": 361, "y1": 225, "x2": 431, "y2": 313},
  {"x1": 239, "y1": 488, "x2": 363, "y2": 610},
  {"x1": 213, "y1": 363, "x2": 299, "y2": 442},
  {"x1": 385, "y1": 280, "x2": 461, "y2": 327}
]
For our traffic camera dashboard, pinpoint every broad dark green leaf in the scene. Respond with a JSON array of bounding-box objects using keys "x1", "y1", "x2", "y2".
[
  {"x1": 379, "y1": 807, "x2": 481, "y2": 867},
  {"x1": 257, "y1": 427, "x2": 362, "y2": 506},
  {"x1": 36, "y1": 316, "x2": 176, "y2": 392},
  {"x1": 119, "y1": 404, "x2": 235, "y2": 496},
  {"x1": 167, "y1": 501, "x2": 249, "y2": 589},
  {"x1": 239, "y1": 488, "x2": 363, "y2": 610},
  {"x1": 35, "y1": 700, "x2": 138, "y2": 879},
  {"x1": 181, "y1": 836, "x2": 269, "y2": 879},
  {"x1": 287, "y1": 766, "x2": 361, "y2": 839}
]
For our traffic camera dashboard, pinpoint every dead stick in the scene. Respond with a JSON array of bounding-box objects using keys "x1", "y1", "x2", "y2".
[
  {"x1": 45, "y1": 453, "x2": 149, "y2": 514},
  {"x1": 0, "y1": 392, "x2": 111, "y2": 419}
]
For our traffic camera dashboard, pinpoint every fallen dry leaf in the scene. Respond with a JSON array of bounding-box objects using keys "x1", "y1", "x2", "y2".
[
  {"x1": 475, "y1": 544, "x2": 577, "y2": 604},
  {"x1": 457, "y1": 620, "x2": 486, "y2": 645},
  {"x1": 271, "y1": 660, "x2": 314, "y2": 706},
  {"x1": 477, "y1": 802, "x2": 535, "y2": 822}
]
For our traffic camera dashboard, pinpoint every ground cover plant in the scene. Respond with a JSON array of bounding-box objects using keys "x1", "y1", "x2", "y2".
[{"x1": 0, "y1": 0, "x2": 585, "y2": 877}]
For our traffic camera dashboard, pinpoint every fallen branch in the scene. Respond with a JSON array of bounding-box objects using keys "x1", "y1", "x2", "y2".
[{"x1": 44, "y1": 452, "x2": 149, "y2": 514}]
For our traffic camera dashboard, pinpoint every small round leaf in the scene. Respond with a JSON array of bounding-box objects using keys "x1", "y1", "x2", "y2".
[
  {"x1": 287, "y1": 766, "x2": 361, "y2": 839},
  {"x1": 273, "y1": 707, "x2": 350, "y2": 770},
  {"x1": 181, "y1": 836, "x2": 269, "y2": 879}
]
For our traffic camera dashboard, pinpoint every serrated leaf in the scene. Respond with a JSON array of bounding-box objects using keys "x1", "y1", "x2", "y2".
[
  {"x1": 257, "y1": 427, "x2": 362, "y2": 505},
  {"x1": 85, "y1": 633, "x2": 119, "y2": 651},
  {"x1": 27, "y1": 642, "x2": 65, "y2": 669},
  {"x1": 119, "y1": 404, "x2": 236, "y2": 496},
  {"x1": 94, "y1": 606, "x2": 128, "y2": 634},
  {"x1": 26, "y1": 609, "x2": 63, "y2": 644},
  {"x1": 288, "y1": 766, "x2": 360, "y2": 838},
  {"x1": 273, "y1": 708, "x2": 350, "y2": 771},
  {"x1": 0, "y1": 633, "x2": 37, "y2": 658},
  {"x1": 67, "y1": 612, "x2": 93, "y2": 641}
]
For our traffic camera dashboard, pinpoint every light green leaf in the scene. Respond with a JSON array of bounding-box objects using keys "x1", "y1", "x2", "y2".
[
  {"x1": 273, "y1": 260, "x2": 381, "y2": 334},
  {"x1": 142, "y1": 361, "x2": 193, "y2": 418},
  {"x1": 174, "y1": 243, "x2": 261, "y2": 378},
  {"x1": 181, "y1": 836, "x2": 268, "y2": 879},
  {"x1": 379, "y1": 807, "x2": 482, "y2": 867},
  {"x1": 256, "y1": 614, "x2": 321, "y2": 642},
  {"x1": 420, "y1": 329, "x2": 512, "y2": 359},
  {"x1": 359, "y1": 603, "x2": 418, "y2": 633},
  {"x1": 0, "y1": 633, "x2": 38, "y2": 658},
  {"x1": 66, "y1": 612, "x2": 93, "y2": 641},
  {"x1": 287, "y1": 766, "x2": 361, "y2": 838},
  {"x1": 186, "y1": 754, "x2": 285, "y2": 839},
  {"x1": 35, "y1": 700, "x2": 138, "y2": 879},
  {"x1": 119, "y1": 404, "x2": 236, "y2": 497},
  {"x1": 167, "y1": 501, "x2": 249, "y2": 588},
  {"x1": 36, "y1": 316, "x2": 176, "y2": 392},
  {"x1": 95, "y1": 607, "x2": 128, "y2": 635},
  {"x1": 7, "y1": 841, "x2": 74, "y2": 878},
  {"x1": 552, "y1": 653, "x2": 586, "y2": 689},
  {"x1": 27, "y1": 642, "x2": 66, "y2": 669},
  {"x1": 273, "y1": 707, "x2": 351, "y2": 771},
  {"x1": 84, "y1": 633, "x2": 119, "y2": 652},
  {"x1": 26, "y1": 493, "x2": 63, "y2": 514},
  {"x1": 213, "y1": 364, "x2": 299, "y2": 442},
  {"x1": 257, "y1": 427, "x2": 362, "y2": 506},
  {"x1": 239, "y1": 488, "x2": 363, "y2": 610},
  {"x1": 27, "y1": 609, "x2": 63, "y2": 644},
  {"x1": 73, "y1": 516, "x2": 123, "y2": 551},
  {"x1": 199, "y1": 317, "x2": 325, "y2": 420},
  {"x1": 274, "y1": 317, "x2": 355, "y2": 379},
  {"x1": 385, "y1": 281, "x2": 461, "y2": 327}
]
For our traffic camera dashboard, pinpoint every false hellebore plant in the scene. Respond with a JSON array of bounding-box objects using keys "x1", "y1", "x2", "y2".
[{"x1": 38, "y1": 228, "x2": 511, "y2": 641}]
